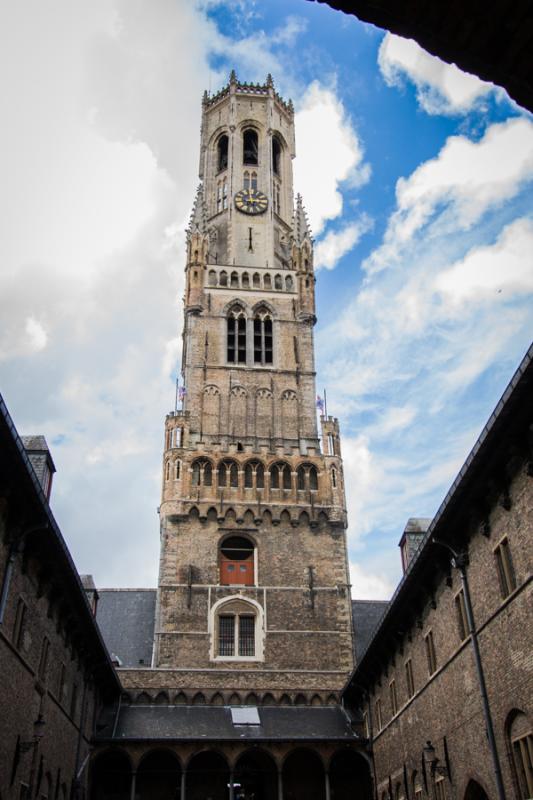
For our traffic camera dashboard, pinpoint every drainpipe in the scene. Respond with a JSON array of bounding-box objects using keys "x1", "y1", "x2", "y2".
[{"x1": 432, "y1": 539, "x2": 506, "y2": 800}]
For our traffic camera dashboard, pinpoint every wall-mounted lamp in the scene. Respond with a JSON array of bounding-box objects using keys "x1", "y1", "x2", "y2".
[
  {"x1": 20, "y1": 714, "x2": 46, "y2": 753},
  {"x1": 423, "y1": 741, "x2": 449, "y2": 778}
]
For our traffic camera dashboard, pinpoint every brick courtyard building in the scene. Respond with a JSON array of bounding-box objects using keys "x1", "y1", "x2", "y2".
[{"x1": 344, "y1": 347, "x2": 533, "y2": 800}]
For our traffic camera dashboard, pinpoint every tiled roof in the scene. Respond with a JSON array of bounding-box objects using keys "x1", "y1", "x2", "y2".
[{"x1": 96, "y1": 589, "x2": 156, "y2": 667}]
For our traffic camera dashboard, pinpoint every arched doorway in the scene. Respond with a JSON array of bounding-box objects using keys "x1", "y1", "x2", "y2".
[
  {"x1": 464, "y1": 780, "x2": 490, "y2": 800},
  {"x1": 89, "y1": 751, "x2": 131, "y2": 800},
  {"x1": 233, "y1": 749, "x2": 278, "y2": 800},
  {"x1": 136, "y1": 751, "x2": 181, "y2": 800},
  {"x1": 283, "y1": 749, "x2": 325, "y2": 800},
  {"x1": 329, "y1": 749, "x2": 372, "y2": 800},
  {"x1": 186, "y1": 751, "x2": 230, "y2": 800}
]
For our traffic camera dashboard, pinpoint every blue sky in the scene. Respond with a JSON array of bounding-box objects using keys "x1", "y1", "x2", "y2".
[{"x1": 1, "y1": 0, "x2": 532, "y2": 597}]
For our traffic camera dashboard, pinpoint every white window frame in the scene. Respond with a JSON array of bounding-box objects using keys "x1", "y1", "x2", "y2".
[{"x1": 209, "y1": 595, "x2": 264, "y2": 662}]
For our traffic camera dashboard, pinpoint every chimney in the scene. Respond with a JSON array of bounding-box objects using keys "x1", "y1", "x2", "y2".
[
  {"x1": 80, "y1": 574, "x2": 99, "y2": 616},
  {"x1": 399, "y1": 517, "x2": 432, "y2": 573},
  {"x1": 21, "y1": 436, "x2": 56, "y2": 500}
]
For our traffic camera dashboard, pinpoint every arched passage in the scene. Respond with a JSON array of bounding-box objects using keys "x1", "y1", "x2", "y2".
[
  {"x1": 283, "y1": 749, "x2": 325, "y2": 800},
  {"x1": 89, "y1": 751, "x2": 131, "y2": 800},
  {"x1": 136, "y1": 751, "x2": 181, "y2": 800},
  {"x1": 329, "y1": 749, "x2": 372, "y2": 800},
  {"x1": 187, "y1": 751, "x2": 229, "y2": 800},
  {"x1": 464, "y1": 780, "x2": 490, "y2": 800},
  {"x1": 234, "y1": 749, "x2": 278, "y2": 800}
]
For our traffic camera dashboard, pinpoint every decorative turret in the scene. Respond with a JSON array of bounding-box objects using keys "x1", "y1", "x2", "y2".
[
  {"x1": 186, "y1": 184, "x2": 208, "y2": 309},
  {"x1": 293, "y1": 194, "x2": 316, "y2": 320}
]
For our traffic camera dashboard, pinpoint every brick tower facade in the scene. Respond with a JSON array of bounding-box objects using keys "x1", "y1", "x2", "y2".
[{"x1": 150, "y1": 73, "x2": 353, "y2": 704}]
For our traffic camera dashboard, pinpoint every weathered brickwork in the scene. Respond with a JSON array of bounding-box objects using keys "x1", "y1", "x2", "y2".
[
  {"x1": 0, "y1": 404, "x2": 118, "y2": 800},
  {"x1": 345, "y1": 351, "x2": 533, "y2": 800},
  {"x1": 126, "y1": 74, "x2": 356, "y2": 702}
]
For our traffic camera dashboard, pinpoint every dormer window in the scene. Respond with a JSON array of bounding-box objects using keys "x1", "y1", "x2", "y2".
[{"x1": 243, "y1": 129, "x2": 258, "y2": 165}]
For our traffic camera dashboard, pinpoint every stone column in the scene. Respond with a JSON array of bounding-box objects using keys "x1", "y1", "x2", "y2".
[
  {"x1": 130, "y1": 771, "x2": 136, "y2": 800},
  {"x1": 325, "y1": 770, "x2": 331, "y2": 800},
  {"x1": 229, "y1": 770, "x2": 235, "y2": 800},
  {"x1": 277, "y1": 767, "x2": 283, "y2": 800},
  {"x1": 180, "y1": 770, "x2": 186, "y2": 800}
]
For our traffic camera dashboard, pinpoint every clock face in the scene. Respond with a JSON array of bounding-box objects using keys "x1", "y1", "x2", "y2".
[{"x1": 234, "y1": 188, "x2": 268, "y2": 215}]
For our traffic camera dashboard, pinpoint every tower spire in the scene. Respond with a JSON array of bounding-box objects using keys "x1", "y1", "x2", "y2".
[
  {"x1": 187, "y1": 183, "x2": 207, "y2": 237},
  {"x1": 293, "y1": 193, "x2": 313, "y2": 246}
]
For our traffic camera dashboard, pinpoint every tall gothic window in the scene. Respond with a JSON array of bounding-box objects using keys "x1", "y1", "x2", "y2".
[
  {"x1": 272, "y1": 136, "x2": 281, "y2": 175},
  {"x1": 251, "y1": 171, "x2": 258, "y2": 190},
  {"x1": 191, "y1": 458, "x2": 213, "y2": 487},
  {"x1": 244, "y1": 171, "x2": 250, "y2": 190},
  {"x1": 227, "y1": 307, "x2": 246, "y2": 364},
  {"x1": 217, "y1": 134, "x2": 228, "y2": 172},
  {"x1": 253, "y1": 309, "x2": 273, "y2": 364},
  {"x1": 243, "y1": 129, "x2": 258, "y2": 165}
]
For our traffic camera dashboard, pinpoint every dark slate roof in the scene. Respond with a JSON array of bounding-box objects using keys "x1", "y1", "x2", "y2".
[
  {"x1": 96, "y1": 589, "x2": 156, "y2": 667},
  {"x1": 352, "y1": 600, "x2": 389, "y2": 661},
  {"x1": 96, "y1": 704, "x2": 359, "y2": 742}
]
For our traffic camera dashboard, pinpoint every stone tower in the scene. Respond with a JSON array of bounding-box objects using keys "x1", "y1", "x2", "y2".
[{"x1": 154, "y1": 73, "x2": 353, "y2": 704}]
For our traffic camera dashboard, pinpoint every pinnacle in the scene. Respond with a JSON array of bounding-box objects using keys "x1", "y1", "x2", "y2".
[
  {"x1": 188, "y1": 184, "x2": 208, "y2": 236},
  {"x1": 293, "y1": 194, "x2": 313, "y2": 245}
]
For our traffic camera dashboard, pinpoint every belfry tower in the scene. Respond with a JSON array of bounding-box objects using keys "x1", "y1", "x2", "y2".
[{"x1": 155, "y1": 73, "x2": 354, "y2": 703}]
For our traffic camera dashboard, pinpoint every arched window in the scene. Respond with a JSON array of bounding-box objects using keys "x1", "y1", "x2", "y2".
[
  {"x1": 217, "y1": 134, "x2": 228, "y2": 172},
  {"x1": 270, "y1": 462, "x2": 291, "y2": 490},
  {"x1": 191, "y1": 458, "x2": 212, "y2": 487},
  {"x1": 251, "y1": 171, "x2": 258, "y2": 190},
  {"x1": 219, "y1": 270, "x2": 228, "y2": 287},
  {"x1": 254, "y1": 309, "x2": 273, "y2": 365},
  {"x1": 274, "y1": 274, "x2": 282, "y2": 290},
  {"x1": 230, "y1": 271, "x2": 239, "y2": 288},
  {"x1": 223, "y1": 182, "x2": 228, "y2": 209},
  {"x1": 242, "y1": 272, "x2": 250, "y2": 289},
  {"x1": 244, "y1": 460, "x2": 265, "y2": 489},
  {"x1": 253, "y1": 272, "x2": 260, "y2": 288},
  {"x1": 243, "y1": 129, "x2": 258, "y2": 165},
  {"x1": 217, "y1": 182, "x2": 222, "y2": 213},
  {"x1": 272, "y1": 136, "x2": 281, "y2": 175},
  {"x1": 285, "y1": 275, "x2": 293, "y2": 291},
  {"x1": 509, "y1": 711, "x2": 533, "y2": 799},
  {"x1": 331, "y1": 467, "x2": 337, "y2": 488},
  {"x1": 296, "y1": 465, "x2": 318, "y2": 491},
  {"x1": 218, "y1": 460, "x2": 239, "y2": 488},
  {"x1": 208, "y1": 270, "x2": 217, "y2": 286},
  {"x1": 227, "y1": 307, "x2": 246, "y2": 364},
  {"x1": 264, "y1": 273, "x2": 272, "y2": 290},
  {"x1": 220, "y1": 536, "x2": 254, "y2": 586},
  {"x1": 175, "y1": 460, "x2": 181, "y2": 480},
  {"x1": 213, "y1": 597, "x2": 262, "y2": 659},
  {"x1": 165, "y1": 461, "x2": 171, "y2": 481},
  {"x1": 244, "y1": 171, "x2": 250, "y2": 190}
]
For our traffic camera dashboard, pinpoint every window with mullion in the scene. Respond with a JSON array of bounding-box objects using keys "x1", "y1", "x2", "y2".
[
  {"x1": 219, "y1": 616, "x2": 235, "y2": 656},
  {"x1": 238, "y1": 616, "x2": 255, "y2": 656}
]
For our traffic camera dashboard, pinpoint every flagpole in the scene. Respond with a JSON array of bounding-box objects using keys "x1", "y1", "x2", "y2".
[
  {"x1": 324, "y1": 388, "x2": 328, "y2": 418},
  {"x1": 174, "y1": 376, "x2": 179, "y2": 414}
]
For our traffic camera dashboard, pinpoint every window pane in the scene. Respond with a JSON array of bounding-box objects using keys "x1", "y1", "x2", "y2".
[
  {"x1": 219, "y1": 616, "x2": 235, "y2": 656},
  {"x1": 239, "y1": 616, "x2": 255, "y2": 656}
]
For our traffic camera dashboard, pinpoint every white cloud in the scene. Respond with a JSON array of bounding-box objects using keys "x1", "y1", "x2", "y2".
[
  {"x1": 294, "y1": 82, "x2": 370, "y2": 234},
  {"x1": 350, "y1": 562, "x2": 393, "y2": 600},
  {"x1": 435, "y1": 217, "x2": 533, "y2": 305},
  {"x1": 364, "y1": 117, "x2": 533, "y2": 274},
  {"x1": 314, "y1": 215, "x2": 373, "y2": 270},
  {"x1": 378, "y1": 32, "x2": 494, "y2": 115},
  {"x1": 25, "y1": 317, "x2": 48, "y2": 353}
]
